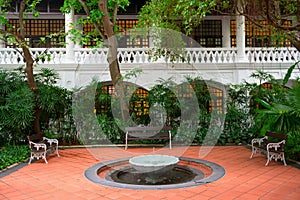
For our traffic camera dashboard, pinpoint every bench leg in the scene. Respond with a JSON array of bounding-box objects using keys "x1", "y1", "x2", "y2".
[
  {"x1": 250, "y1": 146, "x2": 256, "y2": 159},
  {"x1": 125, "y1": 133, "x2": 128, "y2": 150},
  {"x1": 28, "y1": 151, "x2": 48, "y2": 164},
  {"x1": 281, "y1": 153, "x2": 287, "y2": 166},
  {"x1": 265, "y1": 155, "x2": 271, "y2": 166},
  {"x1": 55, "y1": 146, "x2": 60, "y2": 157},
  {"x1": 266, "y1": 152, "x2": 287, "y2": 166},
  {"x1": 43, "y1": 152, "x2": 48, "y2": 164},
  {"x1": 169, "y1": 131, "x2": 172, "y2": 149},
  {"x1": 28, "y1": 152, "x2": 34, "y2": 164}
]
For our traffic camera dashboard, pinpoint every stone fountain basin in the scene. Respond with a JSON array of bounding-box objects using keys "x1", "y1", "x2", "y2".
[{"x1": 129, "y1": 154, "x2": 179, "y2": 174}]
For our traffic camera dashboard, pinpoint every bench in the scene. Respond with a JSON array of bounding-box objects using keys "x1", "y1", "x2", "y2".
[
  {"x1": 125, "y1": 126, "x2": 172, "y2": 150},
  {"x1": 27, "y1": 134, "x2": 60, "y2": 164},
  {"x1": 250, "y1": 131, "x2": 287, "y2": 166}
]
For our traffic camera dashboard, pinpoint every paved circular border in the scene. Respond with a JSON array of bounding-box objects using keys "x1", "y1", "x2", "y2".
[{"x1": 84, "y1": 157, "x2": 226, "y2": 190}]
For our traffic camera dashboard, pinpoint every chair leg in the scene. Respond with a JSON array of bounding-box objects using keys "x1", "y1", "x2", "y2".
[
  {"x1": 42, "y1": 152, "x2": 48, "y2": 164},
  {"x1": 28, "y1": 153, "x2": 33, "y2": 164},
  {"x1": 282, "y1": 153, "x2": 287, "y2": 166},
  {"x1": 56, "y1": 146, "x2": 60, "y2": 157},
  {"x1": 265, "y1": 158, "x2": 270, "y2": 166},
  {"x1": 250, "y1": 146, "x2": 256, "y2": 159},
  {"x1": 125, "y1": 134, "x2": 128, "y2": 150},
  {"x1": 169, "y1": 132, "x2": 172, "y2": 149},
  {"x1": 265, "y1": 151, "x2": 271, "y2": 166}
]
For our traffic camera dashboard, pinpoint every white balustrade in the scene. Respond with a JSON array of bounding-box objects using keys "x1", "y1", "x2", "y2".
[
  {"x1": 246, "y1": 47, "x2": 299, "y2": 63},
  {"x1": 0, "y1": 47, "x2": 298, "y2": 65}
]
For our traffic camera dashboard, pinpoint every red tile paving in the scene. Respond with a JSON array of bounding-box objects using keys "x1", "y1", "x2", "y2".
[{"x1": 0, "y1": 146, "x2": 300, "y2": 199}]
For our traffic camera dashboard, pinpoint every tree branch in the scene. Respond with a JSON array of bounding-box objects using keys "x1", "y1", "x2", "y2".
[
  {"x1": 78, "y1": 0, "x2": 106, "y2": 40},
  {"x1": 19, "y1": 0, "x2": 37, "y2": 90},
  {"x1": 112, "y1": 2, "x2": 118, "y2": 26}
]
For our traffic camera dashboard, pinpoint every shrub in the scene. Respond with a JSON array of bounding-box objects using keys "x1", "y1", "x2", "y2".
[{"x1": 0, "y1": 145, "x2": 30, "y2": 170}]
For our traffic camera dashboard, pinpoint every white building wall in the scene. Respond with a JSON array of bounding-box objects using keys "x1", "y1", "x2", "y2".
[{"x1": 29, "y1": 62, "x2": 297, "y2": 90}]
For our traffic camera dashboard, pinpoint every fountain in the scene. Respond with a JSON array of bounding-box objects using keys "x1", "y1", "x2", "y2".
[
  {"x1": 129, "y1": 155, "x2": 179, "y2": 184},
  {"x1": 85, "y1": 156, "x2": 226, "y2": 189}
]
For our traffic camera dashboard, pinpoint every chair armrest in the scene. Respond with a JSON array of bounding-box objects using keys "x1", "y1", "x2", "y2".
[
  {"x1": 43, "y1": 137, "x2": 59, "y2": 146},
  {"x1": 266, "y1": 140, "x2": 286, "y2": 151},
  {"x1": 251, "y1": 136, "x2": 267, "y2": 146},
  {"x1": 29, "y1": 141, "x2": 47, "y2": 151}
]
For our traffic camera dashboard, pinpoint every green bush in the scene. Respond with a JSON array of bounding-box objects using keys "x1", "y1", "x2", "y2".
[
  {"x1": 0, "y1": 69, "x2": 35, "y2": 144},
  {"x1": 286, "y1": 132, "x2": 300, "y2": 160},
  {"x1": 0, "y1": 69, "x2": 77, "y2": 145},
  {"x1": 0, "y1": 145, "x2": 30, "y2": 170}
]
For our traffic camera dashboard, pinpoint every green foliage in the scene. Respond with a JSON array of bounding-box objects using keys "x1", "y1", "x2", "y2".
[
  {"x1": 0, "y1": 69, "x2": 76, "y2": 145},
  {"x1": 138, "y1": 0, "x2": 217, "y2": 35},
  {"x1": 252, "y1": 65, "x2": 300, "y2": 160},
  {"x1": 286, "y1": 132, "x2": 300, "y2": 160},
  {"x1": 138, "y1": 1, "x2": 217, "y2": 62},
  {"x1": 283, "y1": 60, "x2": 300, "y2": 86},
  {"x1": 146, "y1": 78, "x2": 181, "y2": 126},
  {"x1": 97, "y1": 114, "x2": 123, "y2": 143},
  {"x1": 61, "y1": 0, "x2": 130, "y2": 47},
  {"x1": 221, "y1": 83, "x2": 258, "y2": 145},
  {"x1": 0, "y1": 145, "x2": 30, "y2": 170},
  {"x1": 254, "y1": 70, "x2": 300, "y2": 135},
  {"x1": 0, "y1": 70, "x2": 35, "y2": 144}
]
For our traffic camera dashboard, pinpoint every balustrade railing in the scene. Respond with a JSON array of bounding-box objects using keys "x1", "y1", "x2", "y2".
[
  {"x1": 0, "y1": 48, "x2": 65, "y2": 65},
  {"x1": 246, "y1": 47, "x2": 300, "y2": 63},
  {"x1": 0, "y1": 47, "x2": 298, "y2": 65}
]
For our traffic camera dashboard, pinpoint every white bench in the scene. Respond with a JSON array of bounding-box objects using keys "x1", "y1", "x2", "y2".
[
  {"x1": 250, "y1": 131, "x2": 287, "y2": 166},
  {"x1": 27, "y1": 134, "x2": 60, "y2": 164}
]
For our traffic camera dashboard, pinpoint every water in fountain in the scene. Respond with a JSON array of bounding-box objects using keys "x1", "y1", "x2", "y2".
[{"x1": 108, "y1": 154, "x2": 202, "y2": 185}]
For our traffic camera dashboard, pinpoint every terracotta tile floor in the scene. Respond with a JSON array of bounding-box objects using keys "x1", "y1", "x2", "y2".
[{"x1": 1, "y1": 146, "x2": 300, "y2": 200}]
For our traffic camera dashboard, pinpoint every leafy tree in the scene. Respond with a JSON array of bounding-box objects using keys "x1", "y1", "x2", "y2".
[
  {"x1": 0, "y1": 0, "x2": 64, "y2": 135},
  {"x1": 139, "y1": 0, "x2": 300, "y2": 51},
  {"x1": 138, "y1": 0, "x2": 217, "y2": 35},
  {"x1": 61, "y1": 0, "x2": 131, "y2": 120}
]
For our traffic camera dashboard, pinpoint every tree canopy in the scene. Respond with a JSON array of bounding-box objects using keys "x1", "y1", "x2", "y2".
[
  {"x1": 138, "y1": 0, "x2": 216, "y2": 35},
  {"x1": 138, "y1": 0, "x2": 300, "y2": 51},
  {"x1": 61, "y1": 0, "x2": 130, "y2": 47}
]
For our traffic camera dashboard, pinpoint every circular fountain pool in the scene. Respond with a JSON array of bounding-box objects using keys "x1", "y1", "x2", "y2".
[{"x1": 85, "y1": 156, "x2": 225, "y2": 190}]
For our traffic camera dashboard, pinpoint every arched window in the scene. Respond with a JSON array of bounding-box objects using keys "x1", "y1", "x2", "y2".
[
  {"x1": 94, "y1": 82, "x2": 149, "y2": 117},
  {"x1": 178, "y1": 80, "x2": 225, "y2": 114},
  {"x1": 95, "y1": 81, "x2": 225, "y2": 124}
]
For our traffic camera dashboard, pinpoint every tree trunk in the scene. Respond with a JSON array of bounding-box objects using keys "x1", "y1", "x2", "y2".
[
  {"x1": 22, "y1": 42, "x2": 41, "y2": 135},
  {"x1": 99, "y1": 0, "x2": 130, "y2": 121},
  {"x1": 19, "y1": 0, "x2": 41, "y2": 135}
]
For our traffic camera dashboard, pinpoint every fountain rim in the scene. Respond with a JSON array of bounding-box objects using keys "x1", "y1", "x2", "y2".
[
  {"x1": 85, "y1": 156, "x2": 226, "y2": 190},
  {"x1": 129, "y1": 154, "x2": 179, "y2": 167}
]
